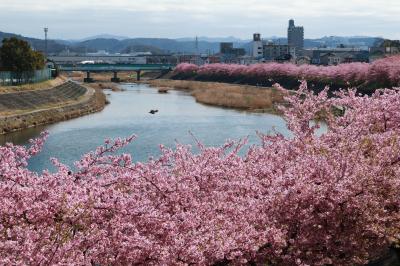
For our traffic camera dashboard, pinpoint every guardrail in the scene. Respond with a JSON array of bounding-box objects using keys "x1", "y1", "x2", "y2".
[{"x1": 0, "y1": 69, "x2": 52, "y2": 86}]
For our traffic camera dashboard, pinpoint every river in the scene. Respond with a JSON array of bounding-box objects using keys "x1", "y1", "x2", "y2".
[{"x1": 0, "y1": 83, "x2": 293, "y2": 172}]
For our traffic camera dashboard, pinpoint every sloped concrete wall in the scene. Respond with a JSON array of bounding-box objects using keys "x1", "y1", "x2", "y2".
[{"x1": 0, "y1": 81, "x2": 106, "y2": 134}]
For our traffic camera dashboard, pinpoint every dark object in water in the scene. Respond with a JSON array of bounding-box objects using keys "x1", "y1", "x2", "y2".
[
  {"x1": 158, "y1": 88, "x2": 169, "y2": 93},
  {"x1": 149, "y1": 109, "x2": 159, "y2": 114}
]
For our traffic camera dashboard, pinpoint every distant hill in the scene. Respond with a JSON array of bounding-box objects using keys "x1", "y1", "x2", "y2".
[
  {"x1": 176, "y1": 36, "x2": 250, "y2": 43},
  {"x1": 74, "y1": 38, "x2": 123, "y2": 52},
  {"x1": 0, "y1": 31, "x2": 385, "y2": 56},
  {"x1": 0, "y1": 31, "x2": 247, "y2": 55},
  {"x1": 71, "y1": 34, "x2": 131, "y2": 42},
  {"x1": 0, "y1": 31, "x2": 97, "y2": 54},
  {"x1": 121, "y1": 44, "x2": 165, "y2": 55},
  {"x1": 70, "y1": 38, "x2": 227, "y2": 54},
  {"x1": 311, "y1": 36, "x2": 383, "y2": 48},
  {"x1": 0, "y1": 31, "x2": 66, "y2": 54}
]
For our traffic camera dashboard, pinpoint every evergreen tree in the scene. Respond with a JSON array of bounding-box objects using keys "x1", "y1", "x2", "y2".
[{"x1": 0, "y1": 37, "x2": 45, "y2": 72}]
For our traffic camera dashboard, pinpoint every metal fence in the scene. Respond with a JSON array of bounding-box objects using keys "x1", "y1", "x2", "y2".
[{"x1": 0, "y1": 69, "x2": 52, "y2": 86}]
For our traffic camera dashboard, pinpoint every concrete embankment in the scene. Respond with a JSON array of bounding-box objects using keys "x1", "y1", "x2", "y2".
[
  {"x1": 0, "y1": 81, "x2": 106, "y2": 134},
  {"x1": 145, "y1": 79, "x2": 285, "y2": 113}
]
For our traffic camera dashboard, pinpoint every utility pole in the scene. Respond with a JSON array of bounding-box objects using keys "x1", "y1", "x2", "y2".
[
  {"x1": 195, "y1": 36, "x2": 199, "y2": 65},
  {"x1": 44, "y1": 27, "x2": 48, "y2": 58},
  {"x1": 195, "y1": 36, "x2": 199, "y2": 54}
]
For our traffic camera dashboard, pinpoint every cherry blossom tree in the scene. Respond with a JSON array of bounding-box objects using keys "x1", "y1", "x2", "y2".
[
  {"x1": 174, "y1": 56, "x2": 400, "y2": 89},
  {"x1": 1, "y1": 82, "x2": 399, "y2": 265}
]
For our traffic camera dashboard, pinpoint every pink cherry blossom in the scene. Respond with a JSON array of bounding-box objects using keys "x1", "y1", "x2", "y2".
[
  {"x1": 1, "y1": 82, "x2": 400, "y2": 265},
  {"x1": 174, "y1": 56, "x2": 400, "y2": 88}
]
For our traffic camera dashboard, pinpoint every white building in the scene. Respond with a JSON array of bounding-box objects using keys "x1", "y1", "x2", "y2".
[{"x1": 252, "y1": 33, "x2": 264, "y2": 58}]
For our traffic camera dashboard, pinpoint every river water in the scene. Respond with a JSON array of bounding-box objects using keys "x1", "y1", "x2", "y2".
[{"x1": 0, "y1": 83, "x2": 293, "y2": 172}]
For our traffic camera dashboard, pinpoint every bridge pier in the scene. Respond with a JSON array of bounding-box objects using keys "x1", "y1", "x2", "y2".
[
  {"x1": 136, "y1": 70, "x2": 141, "y2": 81},
  {"x1": 111, "y1": 71, "x2": 120, "y2": 83},
  {"x1": 83, "y1": 71, "x2": 94, "y2": 83}
]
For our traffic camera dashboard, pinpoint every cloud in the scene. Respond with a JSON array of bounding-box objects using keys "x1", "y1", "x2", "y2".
[{"x1": 0, "y1": 0, "x2": 399, "y2": 39}]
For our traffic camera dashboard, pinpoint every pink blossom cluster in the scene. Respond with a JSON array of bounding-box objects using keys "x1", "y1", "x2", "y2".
[
  {"x1": 1, "y1": 83, "x2": 400, "y2": 265},
  {"x1": 174, "y1": 56, "x2": 400, "y2": 86},
  {"x1": 174, "y1": 63, "x2": 200, "y2": 75}
]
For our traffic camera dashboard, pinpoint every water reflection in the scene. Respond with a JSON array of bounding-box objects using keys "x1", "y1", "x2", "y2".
[{"x1": 0, "y1": 126, "x2": 45, "y2": 145}]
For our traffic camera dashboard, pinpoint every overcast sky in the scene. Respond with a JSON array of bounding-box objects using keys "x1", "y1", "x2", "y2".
[{"x1": 0, "y1": 0, "x2": 399, "y2": 40}]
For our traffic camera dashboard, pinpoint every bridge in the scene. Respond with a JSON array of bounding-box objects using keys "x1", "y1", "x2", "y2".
[{"x1": 58, "y1": 63, "x2": 175, "y2": 82}]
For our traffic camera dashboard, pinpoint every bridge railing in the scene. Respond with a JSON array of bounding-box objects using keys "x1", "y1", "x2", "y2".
[
  {"x1": 0, "y1": 69, "x2": 52, "y2": 86},
  {"x1": 58, "y1": 63, "x2": 175, "y2": 72}
]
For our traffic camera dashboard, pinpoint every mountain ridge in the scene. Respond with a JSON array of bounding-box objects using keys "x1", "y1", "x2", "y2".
[{"x1": 0, "y1": 31, "x2": 384, "y2": 55}]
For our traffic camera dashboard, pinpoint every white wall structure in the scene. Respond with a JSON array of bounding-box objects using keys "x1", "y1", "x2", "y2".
[{"x1": 252, "y1": 33, "x2": 264, "y2": 58}]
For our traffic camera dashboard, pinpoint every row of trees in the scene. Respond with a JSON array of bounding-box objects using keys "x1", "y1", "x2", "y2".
[
  {"x1": 0, "y1": 37, "x2": 45, "y2": 72},
  {"x1": 173, "y1": 56, "x2": 400, "y2": 90},
  {"x1": 0, "y1": 82, "x2": 399, "y2": 265}
]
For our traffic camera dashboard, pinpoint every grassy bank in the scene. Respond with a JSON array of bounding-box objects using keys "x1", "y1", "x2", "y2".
[
  {"x1": 146, "y1": 79, "x2": 285, "y2": 113},
  {"x1": 0, "y1": 77, "x2": 65, "y2": 94}
]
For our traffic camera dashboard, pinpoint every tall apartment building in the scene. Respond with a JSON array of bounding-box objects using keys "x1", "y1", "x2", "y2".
[
  {"x1": 288, "y1": 19, "x2": 304, "y2": 50},
  {"x1": 252, "y1": 33, "x2": 264, "y2": 58}
]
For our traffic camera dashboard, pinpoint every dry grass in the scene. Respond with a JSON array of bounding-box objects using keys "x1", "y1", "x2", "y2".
[
  {"x1": 146, "y1": 79, "x2": 285, "y2": 113},
  {"x1": 0, "y1": 77, "x2": 66, "y2": 94},
  {"x1": 85, "y1": 82, "x2": 125, "y2": 92}
]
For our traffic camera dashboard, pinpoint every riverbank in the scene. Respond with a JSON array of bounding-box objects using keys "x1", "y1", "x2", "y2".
[
  {"x1": 145, "y1": 79, "x2": 285, "y2": 113},
  {"x1": 0, "y1": 81, "x2": 106, "y2": 134},
  {"x1": 0, "y1": 77, "x2": 66, "y2": 94},
  {"x1": 60, "y1": 72, "x2": 286, "y2": 113}
]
